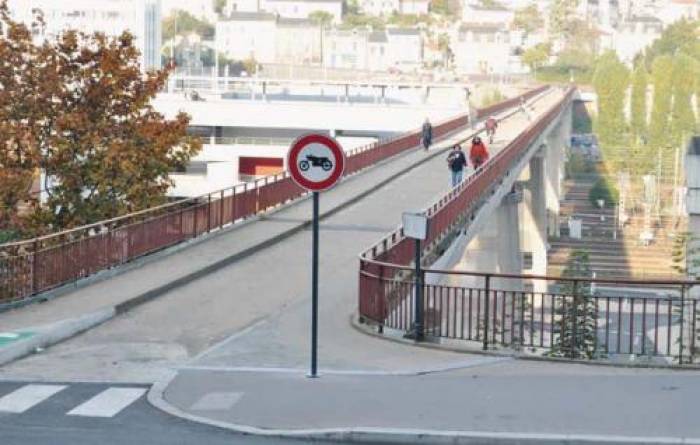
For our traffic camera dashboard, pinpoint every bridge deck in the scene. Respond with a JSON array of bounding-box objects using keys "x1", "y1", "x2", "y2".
[{"x1": 0, "y1": 89, "x2": 564, "y2": 382}]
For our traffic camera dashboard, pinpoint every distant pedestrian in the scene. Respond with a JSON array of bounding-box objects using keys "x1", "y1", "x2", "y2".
[
  {"x1": 421, "y1": 118, "x2": 433, "y2": 151},
  {"x1": 447, "y1": 144, "x2": 467, "y2": 187},
  {"x1": 470, "y1": 136, "x2": 490, "y2": 171},
  {"x1": 519, "y1": 96, "x2": 531, "y2": 121},
  {"x1": 485, "y1": 115, "x2": 498, "y2": 144}
]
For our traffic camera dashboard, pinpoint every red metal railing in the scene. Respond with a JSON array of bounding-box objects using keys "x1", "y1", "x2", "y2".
[
  {"x1": 359, "y1": 87, "x2": 574, "y2": 325},
  {"x1": 0, "y1": 86, "x2": 548, "y2": 305}
]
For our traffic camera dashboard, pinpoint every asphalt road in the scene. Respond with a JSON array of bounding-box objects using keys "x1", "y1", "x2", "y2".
[{"x1": 0, "y1": 381, "x2": 325, "y2": 445}]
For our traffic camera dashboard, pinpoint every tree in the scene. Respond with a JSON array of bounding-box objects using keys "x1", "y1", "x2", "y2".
[
  {"x1": 592, "y1": 51, "x2": 630, "y2": 170},
  {"x1": 308, "y1": 10, "x2": 334, "y2": 27},
  {"x1": 548, "y1": 0, "x2": 577, "y2": 40},
  {"x1": 669, "y1": 53, "x2": 699, "y2": 148},
  {"x1": 648, "y1": 55, "x2": 673, "y2": 150},
  {"x1": 643, "y1": 19, "x2": 700, "y2": 69},
  {"x1": 549, "y1": 250, "x2": 598, "y2": 359},
  {"x1": 521, "y1": 43, "x2": 550, "y2": 72},
  {"x1": 0, "y1": 2, "x2": 201, "y2": 234},
  {"x1": 214, "y1": 0, "x2": 227, "y2": 14},
  {"x1": 162, "y1": 10, "x2": 215, "y2": 42},
  {"x1": 630, "y1": 62, "x2": 648, "y2": 140},
  {"x1": 513, "y1": 4, "x2": 544, "y2": 36},
  {"x1": 671, "y1": 232, "x2": 700, "y2": 277}
]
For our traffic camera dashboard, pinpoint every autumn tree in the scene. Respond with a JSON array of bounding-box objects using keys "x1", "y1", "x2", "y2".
[{"x1": 0, "y1": 2, "x2": 201, "y2": 234}]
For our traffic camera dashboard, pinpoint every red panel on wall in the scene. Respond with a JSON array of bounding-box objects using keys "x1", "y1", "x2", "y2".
[{"x1": 239, "y1": 157, "x2": 284, "y2": 176}]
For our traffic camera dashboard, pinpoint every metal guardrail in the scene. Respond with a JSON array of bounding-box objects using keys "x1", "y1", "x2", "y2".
[
  {"x1": 354, "y1": 87, "x2": 700, "y2": 366},
  {"x1": 0, "y1": 86, "x2": 549, "y2": 304}
]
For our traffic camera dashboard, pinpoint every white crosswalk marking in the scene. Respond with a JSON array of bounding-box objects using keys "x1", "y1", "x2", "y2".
[
  {"x1": 0, "y1": 384, "x2": 67, "y2": 413},
  {"x1": 67, "y1": 387, "x2": 146, "y2": 418}
]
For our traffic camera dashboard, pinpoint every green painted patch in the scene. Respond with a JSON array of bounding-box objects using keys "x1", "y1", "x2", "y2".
[{"x1": 0, "y1": 331, "x2": 35, "y2": 347}]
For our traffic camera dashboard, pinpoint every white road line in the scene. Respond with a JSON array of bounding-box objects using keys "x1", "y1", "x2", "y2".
[
  {"x1": 67, "y1": 387, "x2": 146, "y2": 418},
  {"x1": 0, "y1": 384, "x2": 67, "y2": 413}
]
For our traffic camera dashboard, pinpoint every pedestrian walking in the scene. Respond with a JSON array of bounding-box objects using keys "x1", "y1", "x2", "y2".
[
  {"x1": 447, "y1": 144, "x2": 467, "y2": 187},
  {"x1": 469, "y1": 136, "x2": 490, "y2": 171},
  {"x1": 421, "y1": 118, "x2": 433, "y2": 151},
  {"x1": 519, "y1": 96, "x2": 531, "y2": 121},
  {"x1": 485, "y1": 116, "x2": 498, "y2": 144}
]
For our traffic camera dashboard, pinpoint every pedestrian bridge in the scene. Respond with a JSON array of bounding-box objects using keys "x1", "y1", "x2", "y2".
[{"x1": 1, "y1": 84, "x2": 695, "y2": 379}]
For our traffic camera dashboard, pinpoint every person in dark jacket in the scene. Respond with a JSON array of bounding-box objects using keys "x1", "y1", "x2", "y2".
[
  {"x1": 421, "y1": 118, "x2": 433, "y2": 151},
  {"x1": 446, "y1": 144, "x2": 467, "y2": 187}
]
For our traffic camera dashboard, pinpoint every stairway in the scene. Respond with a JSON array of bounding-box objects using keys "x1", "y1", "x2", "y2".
[{"x1": 548, "y1": 179, "x2": 684, "y2": 280}]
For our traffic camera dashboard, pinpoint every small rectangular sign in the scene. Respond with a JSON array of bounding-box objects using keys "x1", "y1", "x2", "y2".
[{"x1": 402, "y1": 212, "x2": 428, "y2": 240}]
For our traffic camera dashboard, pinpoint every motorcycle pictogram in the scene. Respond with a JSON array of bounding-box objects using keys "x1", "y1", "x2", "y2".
[{"x1": 299, "y1": 155, "x2": 333, "y2": 172}]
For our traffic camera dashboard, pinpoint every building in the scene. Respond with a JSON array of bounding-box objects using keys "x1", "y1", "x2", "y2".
[
  {"x1": 224, "y1": 0, "x2": 263, "y2": 14},
  {"x1": 399, "y1": 0, "x2": 430, "y2": 14},
  {"x1": 275, "y1": 18, "x2": 323, "y2": 64},
  {"x1": 359, "y1": 0, "x2": 401, "y2": 16},
  {"x1": 7, "y1": 0, "x2": 162, "y2": 71},
  {"x1": 323, "y1": 29, "x2": 371, "y2": 69},
  {"x1": 611, "y1": 16, "x2": 663, "y2": 65},
  {"x1": 452, "y1": 23, "x2": 511, "y2": 75},
  {"x1": 367, "y1": 31, "x2": 390, "y2": 71},
  {"x1": 656, "y1": 0, "x2": 699, "y2": 25},
  {"x1": 216, "y1": 12, "x2": 278, "y2": 63},
  {"x1": 263, "y1": 0, "x2": 344, "y2": 23},
  {"x1": 461, "y1": 2, "x2": 515, "y2": 26},
  {"x1": 386, "y1": 28, "x2": 423, "y2": 71}
]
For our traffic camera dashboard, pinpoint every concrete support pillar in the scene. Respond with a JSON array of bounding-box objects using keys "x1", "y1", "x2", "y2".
[
  {"x1": 544, "y1": 139, "x2": 562, "y2": 238},
  {"x1": 520, "y1": 154, "x2": 548, "y2": 294}
]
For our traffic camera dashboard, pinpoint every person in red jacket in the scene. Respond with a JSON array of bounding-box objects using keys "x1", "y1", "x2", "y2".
[{"x1": 470, "y1": 136, "x2": 490, "y2": 170}]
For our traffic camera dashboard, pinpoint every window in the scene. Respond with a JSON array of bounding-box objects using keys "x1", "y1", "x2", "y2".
[{"x1": 522, "y1": 252, "x2": 533, "y2": 270}]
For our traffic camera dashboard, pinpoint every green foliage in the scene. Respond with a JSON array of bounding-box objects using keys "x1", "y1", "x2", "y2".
[
  {"x1": 648, "y1": 55, "x2": 673, "y2": 149},
  {"x1": 387, "y1": 12, "x2": 432, "y2": 27},
  {"x1": 588, "y1": 178, "x2": 619, "y2": 207},
  {"x1": 479, "y1": 89, "x2": 506, "y2": 107},
  {"x1": 430, "y1": 0, "x2": 454, "y2": 16},
  {"x1": 643, "y1": 19, "x2": 700, "y2": 69},
  {"x1": 669, "y1": 53, "x2": 699, "y2": 147},
  {"x1": 308, "y1": 10, "x2": 334, "y2": 27},
  {"x1": 162, "y1": 10, "x2": 215, "y2": 41},
  {"x1": 521, "y1": 43, "x2": 550, "y2": 72},
  {"x1": 592, "y1": 51, "x2": 630, "y2": 166},
  {"x1": 340, "y1": 13, "x2": 385, "y2": 29},
  {"x1": 0, "y1": 229, "x2": 17, "y2": 244},
  {"x1": 513, "y1": 4, "x2": 544, "y2": 36},
  {"x1": 630, "y1": 62, "x2": 648, "y2": 140},
  {"x1": 214, "y1": 0, "x2": 226, "y2": 14},
  {"x1": 548, "y1": 0, "x2": 577, "y2": 39},
  {"x1": 565, "y1": 152, "x2": 595, "y2": 178},
  {"x1": 549, "y1": 250, "x2": 598, "y2": 359},
  {"x1": 671, "y1": 232, "x2": 700, "y2": 277}
]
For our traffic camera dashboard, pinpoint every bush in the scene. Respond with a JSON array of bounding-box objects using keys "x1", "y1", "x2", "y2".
[
  {"x1": 0, "y1": 230, "x2": 18, "y2": 244},
  {"x1": 588, "y1": 178, "x2": 619, "y2": 207}
]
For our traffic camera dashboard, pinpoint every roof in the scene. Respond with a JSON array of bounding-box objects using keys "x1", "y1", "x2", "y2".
[
  {"x1": 387, "y1": 28, "x2": 420, "y2": 36},
  {"x1": 222, "y1": 11, "x2": 277, "y2": 21},
  {"x1": 277, "y1": 17, "x2": 317, "y2": 27},
  {"x1": 267, "y1": 0, "x2": 343, "y2": 3},
  {"x1": 368, "y1": 30, "x2": 388, "y2": 42},
  {"x1": 459, "y1": 22, "x2": 506, "y2": 33}
]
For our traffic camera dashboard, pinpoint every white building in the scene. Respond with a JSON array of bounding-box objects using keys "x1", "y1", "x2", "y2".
[
  {"x1": 225, "y1": 0, "x2": 263, "y2": 14},
  {"x1": 7, "y1": 0, "x2": 162, "y2": 71},
  {"x1": 612, "y1": 16, "x2": 663, "y2": 65},
  {"x1": 324, "y1": 29, "x2": 371, "y2": 69},
  {"x1": 359, "y1": 0, "x2": 400, "y2": 16},
  {"x1": 386, "y1": 28, "x2": 423, "y2": 70},
  {"x1": 275, "y1": 18, "x2": 323, "y2": 64},
  {"x1": 656, "y1": 0, "x2": 699, "y2": 25},
  {"x1": 399, "y1": 0, "x2": 430, "y2": 14},
  {"x1": 263, "y1": 0, "x2": 344, "y2": 23},
  {"x1": 216, "y1": 12, "x2": 278, "y2": 63},
  {"x1": 216, "y1": 13, "x2": 321, "y2": 64},
  {"x1": 461, "y1": 3, "x2": 515, "y2": 26},
  {"x1": 453, "y1": 23, "x2": 511, "y2": 75}
]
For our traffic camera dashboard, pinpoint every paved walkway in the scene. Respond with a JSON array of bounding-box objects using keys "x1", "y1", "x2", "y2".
[
  {"x1": 158, "y1": 361, "x2": 699, "y2": 444},
  {"x1": 0, "y1": 89, "x2": 563, "y2": 384}
]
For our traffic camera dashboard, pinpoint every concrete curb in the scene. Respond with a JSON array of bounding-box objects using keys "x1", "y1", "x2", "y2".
[
  {"x1": 0, "y1": 307, "x2": 115, "y2": 366},
  {"x1": 146, "y1": 372, "x2": 700, "y2": 445}
]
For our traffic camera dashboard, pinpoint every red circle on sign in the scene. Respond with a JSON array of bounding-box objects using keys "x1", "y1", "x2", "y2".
[{"x1": 287, "y1": 133, "x2": 345, "y2": 191}]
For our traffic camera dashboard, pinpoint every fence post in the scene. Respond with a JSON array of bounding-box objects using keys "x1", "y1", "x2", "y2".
[
  {"x1": 220, "y1": 190, "x2": 224, "y2": 228},
  {"x1": 193, "y1": 201, "x2": 198, "y2": 238},
  {"x1": 679, "y1": 285, "x2": 685, "y2": 365},
  {"x1": 31, "y1": 240, "x2": 38, "y2": 295},
  {"x1": 483, "y1": 274, "x2": 491, "y2": 351},
  {"x1": 207, "y1": 194, "x2": 212, "y2": 233},
  {"x1": 571, "y1": 280, "x2": 579, "y2": 359}
]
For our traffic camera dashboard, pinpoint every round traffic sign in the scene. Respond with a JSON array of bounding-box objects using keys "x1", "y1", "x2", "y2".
[{"x1": 287, "y1": 134, "x2": 345, "y2": 191}]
